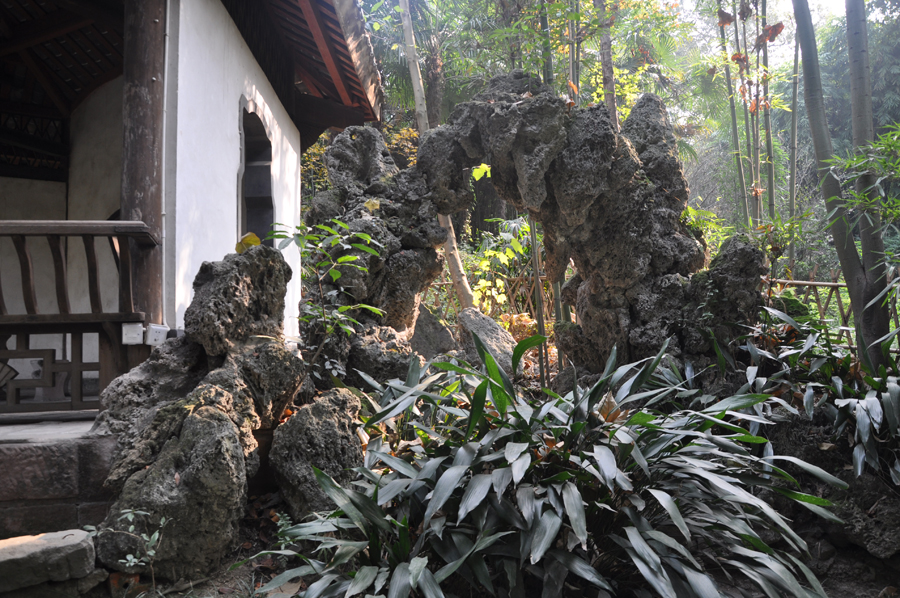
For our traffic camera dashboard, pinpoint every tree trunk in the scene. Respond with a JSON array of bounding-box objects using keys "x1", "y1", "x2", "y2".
[
  {"x1": 595, "y1": 0, "x2": 617, "y2": 128},
  {"x1": 846, "y1": 0, "x2": 890, "y2": 364},
  {"x1": 540, "y1": 0, "x2": 553, "y2": 85},
  {"x1": 788, "y1": 35, "x2": 799, "y2": 262},
  {"x1": 733, "y1": 3, "x2": 756, "y2": 223},
  {"x1": 399, "y1": 0, "x2": 475, "y2": 310},
  {"x1": 793, "y1": 0, "x2": 887, "y2": 367},
  {"x1": 718, "y1": 0, "x2": 749, "y2": 226},
  {"x1": 424, "y1": 37, "x2": 444, "y2": 128},
  {"x1": 762, "y1": 0, "x2": 776, "y2": 221}
]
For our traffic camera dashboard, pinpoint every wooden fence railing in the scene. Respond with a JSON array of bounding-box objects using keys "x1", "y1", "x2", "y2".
[{"x1": 0, "y1": 220, "x2": 157, "y2": 413}]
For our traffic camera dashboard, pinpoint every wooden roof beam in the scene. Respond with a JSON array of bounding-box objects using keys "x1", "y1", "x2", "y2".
[
  {"x1": 0, "y1": 100, "x2": 64, "y2": 119},
  {"x1": 19, "y1": 50, "x2": 71, "y2": 117},
  {"x1": 295, "y1": 0, "x2": 352, "y2": 106},
  {"x1": 294, "y1": 62, "x2": 324, "y2": 98},
  {"x1": 52, "y1": 0, "x2": 123, "y2": 30},
  {"x1": 0, "y1": 11, "x2": 93, "y2": 58},
  {"x1": 332, "y1": 0, "x2": 382, "y2": 119},
  {"x1": 0, "y1": 127, "x2": 68, "y2": 157}
]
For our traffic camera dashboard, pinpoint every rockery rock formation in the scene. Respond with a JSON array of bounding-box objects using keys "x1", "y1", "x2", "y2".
[
  {"x1": 416, "y1": 71, "x2": 764, "y2": 370},
  {"x1": 90, "y1": 246, "x2": 362, "y2": 581}
]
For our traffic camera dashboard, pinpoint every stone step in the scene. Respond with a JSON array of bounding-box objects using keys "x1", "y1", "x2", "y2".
[
  {"x1": 0, "y1": 421, "x2": 117, "y2": 539},
  {"x1": 0, "y1": 529, "x2": 95, "y2": 593}
]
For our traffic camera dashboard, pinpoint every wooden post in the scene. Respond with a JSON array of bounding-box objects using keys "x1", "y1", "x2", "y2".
[{"x1": 121, "y1": 0, "x2": 165, "y2": 329}]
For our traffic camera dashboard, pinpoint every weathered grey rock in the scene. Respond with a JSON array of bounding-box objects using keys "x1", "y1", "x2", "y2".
[
  {"x1": 224, "y1": 342, "x2": 305, "y2": 430},
  {"x1": 410, "y1": 304, "x2": 458, "y2": 359},
  {"x1": 550, "y1": 365, "x2": 577, "y2": 397},
  {"x1": 96, "y1": 405, "x2": 247, "y2": 581},
  {"x1": 91, "y1": 336, "x2": 209, "y2": 445},
  {"x1": 416, "y1": 73, "x2": 763, "y2": 370},
  {"x1": 184, "y1": 245, "x2": 291, "y2": 357},
  {"x1": 681, "y1": 234, "x2": 766, "y2": 356},
  {"x1": 0, "y1": 530, "x2": 94, "y2": 593},
  {"x1": 270, "y1": 389, "x2": 363, "y2": 519},
  {"x1": 299, "y1": 126, "x2": 447, "y2": 389},
  {"x1": 458, "y1": 308, "x2": 518, "y2": 375},
  {"x1": 346, "y1": 326, "x2": 419, "y2": 389}
]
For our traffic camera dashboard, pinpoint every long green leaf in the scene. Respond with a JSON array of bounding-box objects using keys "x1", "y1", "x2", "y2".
[
  {"x1": 530, "y1": 510, "x2": 562, "y2": 564},
  {"x1": 423, "y1": 465, "x2": 468, "y2": 527},
  {"x1": 512, "y1": 335, "x2": 547, "y2": 375},
  {"x1": 458, "y1": 474, "x2": 492, "y2": 522},
  {"x1": 547, "y1": 549, "x2": 613, "y2": 591},
  {"x1": 561, "y1": 482, "x2": 587, "y2": 549},
  {"x1": 416, "y1": 568, "x2": 445, "y2": 598},
  {"x1": 647, "y1": 489, "x2": 690, "y2": 541},
  {"x1": 345, "y1": 566, "x2": 379, "y2": 597},
  {"x1": 466, "y1": 380, "x2": 488, "y2": 440},
  {"x1": 387, "y1": 563, "x2": 411, "y2": 598},
  {"x1": 761, "y1": 455, "x2": 849, "y2": 489}
]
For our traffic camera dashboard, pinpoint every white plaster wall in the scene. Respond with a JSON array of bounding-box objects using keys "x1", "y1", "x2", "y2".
[
  {"x1": 173, "y1": 0, "x2": 302, "y2": 334},
  {"x1": 67, "y1": 75, "x2": 124, "y2": 316}
]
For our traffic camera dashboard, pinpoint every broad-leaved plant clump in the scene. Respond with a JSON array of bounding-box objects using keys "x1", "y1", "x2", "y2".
[{"x1": 246, "y1": 335, "x2": 846, "y2": 598}]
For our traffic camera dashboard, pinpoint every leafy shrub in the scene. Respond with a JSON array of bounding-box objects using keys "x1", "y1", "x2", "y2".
[
  {"x1": 248, "y1": 336, "x2": 846, "y2": 598},
  {"x1": 746, "y1": 307, "x2": 900, "y2": 485}
]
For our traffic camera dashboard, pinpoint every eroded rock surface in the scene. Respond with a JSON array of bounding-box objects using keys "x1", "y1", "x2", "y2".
[
  {"x1": 93, "y1": 247, "x2": 306, "y2": 582},
  {"x1": 301, "y1": 127, "x2": 447, "y2": 386},
  {"x1": 410, "y1": 304, "x2": 457, "y2": 360},
  {"x1": 270, "y1": 389, "x2": 363, "y2": 519},
  {"x1": 458, "y1": 308, "x2": 518, "y2": 375},
  {"x1": 418, "y1": 71, "x2": 762, "y2": 370},
  {"x1": 184, "y1": 245, "x2": 291, "y2": 357}
]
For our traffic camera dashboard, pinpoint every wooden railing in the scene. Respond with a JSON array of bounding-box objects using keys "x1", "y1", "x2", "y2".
[
  {"x1": 0, "y1": 220, "x2": 158, "y2": 413},
  {"x1": 769, "y1": 266, "x2": 900, "y2": 353}
]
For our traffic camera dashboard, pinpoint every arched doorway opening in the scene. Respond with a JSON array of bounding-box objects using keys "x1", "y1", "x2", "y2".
[{"x1": 240, "y1": 110, "x2": 274, "y2": 246}]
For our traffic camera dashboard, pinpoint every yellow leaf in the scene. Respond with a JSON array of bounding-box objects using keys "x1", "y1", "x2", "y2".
[
  {"x1": 364, "y1": 198, "x2": 381, "y2": 213},
  {"x1": 235, "y1": 232, "x2": 261, "y2": 254}
]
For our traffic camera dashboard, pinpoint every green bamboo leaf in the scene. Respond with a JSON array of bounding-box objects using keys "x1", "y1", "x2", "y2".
[
  {"x1": 772, "y1": 488, "x2": 834, "y2": 506},
  {"x1": 762, "y1": 456, "x2": 848, "y2": 489},
  {"x1": 511, "y1": 452, "x2": 531, "y2": 485},
  {"x1": 312, "y1": 467, "x2": 368, "y2": 532},
  {"x1": 804, "y1": 387, "x2": 816, "y2": 419},
  {"x1": 387, "y1": 563, "x2": 411, "y2": 598},
  {"x1": 423, "y1": 465, "x2": 468, "y2": 527},
  {"x1": 530, "y1": 510, "x2": 562, "y2": 564},
  {"x1": 458, "y1": 474, "x2": 492, "y2": 522},
  {"x1": 547, "y1": 549, "x2": 613, "y2": 591},
  {"x1": 512, "y1": 335, "x2": 547, "y2": 376},
  {"x1": 466, "y1": 380, "x2": 488, "y2": 440},
  {"x1": 647, "y1": 489, "x2": 690, "y2": 541},
  {"x1": 505, "y1": 442, "x2": 529, "y2": 463},
  {"x1": 561, "y1": 482, "x2": 588, "y2": 549},
  {"x1": 624, "y1": 526, "x2": 663, "y2": 573},
  {"x1": 346, "y1": 564, "x2": 379, "y2": 595},
  {"x1": 683, "y1": 567, "x2": 721, "y2": 598},
  {"x1": 416, "y1": 568, "x2": 445, "y2": 598},
  {"x1": 408, "y1": 556, "x2": 428, "y2": 590},
  {"x1": 592, "y1": 445, "x2": 617, "y2": 489}
]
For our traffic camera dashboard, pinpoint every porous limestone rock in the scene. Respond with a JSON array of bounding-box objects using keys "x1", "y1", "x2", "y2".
[
  {"x1": 345, "y1": 325, "x2": 419, "y2": 389},
  {"x1": 417, "y1": 71, "x2": 762, "y2": 370},
  {"x1": 94, "y1": 247, "x2": 301, "y2": 582},
  {"x1": 96, "y1": 406, "x2": 247, "y2": 581},
  {"x1": 458, "y1": 308, "x2": 518, "y2": 375},
  {"x1": 269, "y1": 389, "x2": 363, "y2": 519},
  {"x1": 410, "y1": 304, "x2": 458, "y2": 360},
  {"x1": 300, "y1": 127, "x2": 447, "y2": 387},
  {"x1": 184, "y1": 245, "x2": 291, "y2": 357}
]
